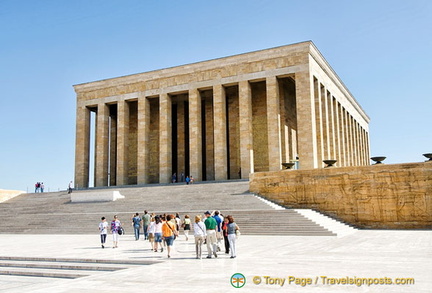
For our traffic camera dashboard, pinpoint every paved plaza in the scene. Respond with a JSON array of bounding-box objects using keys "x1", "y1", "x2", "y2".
[{"x1": 0, "y1": 229, "x2": 431, "y2": 292}]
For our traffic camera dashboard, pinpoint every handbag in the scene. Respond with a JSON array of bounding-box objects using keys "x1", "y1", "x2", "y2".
[
  {"x1": 118, "y1": 226, "x2": 125, "y2": 235},
  {"x1": 166, "y1": 222, "x2": 179, "y2": 238}
]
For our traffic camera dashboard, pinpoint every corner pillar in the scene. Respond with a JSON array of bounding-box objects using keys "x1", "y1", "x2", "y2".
[
  {"x1": 74, "y1": 106, "x2": 90, "y2": 189},
  {"x1": 295, "y1": 70, "x2": 317, "y2": 169}
]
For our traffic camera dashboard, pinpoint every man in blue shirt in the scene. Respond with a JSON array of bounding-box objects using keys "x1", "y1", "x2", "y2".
[
  {"x1": 213, "y1": 211, "x2": 223, "y2": 252},
  {"x1": 132, "y1": 213, "x2": 142, "y2": 240}
]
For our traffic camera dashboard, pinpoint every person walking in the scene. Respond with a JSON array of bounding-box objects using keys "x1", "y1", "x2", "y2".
[
  {"x1": 40, "y1": 182, "x2": 44, "y2": 193},
  {"x1": 204, "y1": 211, "x2": 218, "y2": 258},
  {"x1": 213, "y1": 211, "x2": 223, "y2": 251},
  {"x1": 132, "y1": 213, "x2": 142, "y2": 240},
  {"x1": 175, "y1": 213, "x2": 181, "y2": 231},
  {"x1": 98, "y1": 217, "x2": 108, "y2": 248},
  {"x1": 183, "y1": 215, "x2": 191, "y2": 241},
  {"x1": 68, "y1": 181, "x2": 73, "y2": 194},
  {"x1": 226, "y1": 215, "x2": 240, "y2": 258},
  {"x1": 153, "y1": 216, "x2": 163, "y2": 252},
  {"x1": 193, "y1": 215, "x2": 206, "y2": 259},
  {"x1": 142, "y1": 210, "x2": 151, "y2": 240},
  {"x1": 110, "y1": 215, "x2": 121, "y2": 248},
  {"x1": 162, "y1": 214, "x2": 177, "y2": 258},
  {"x1": 147, "y1": 216, "x2": 156, "y2": 251},
  {"x1": 222, "y1": 217, "x2": 230, "y2": 254},
  {"x1": 34, "y1": 182, "x2": 39, "y2": 193}
]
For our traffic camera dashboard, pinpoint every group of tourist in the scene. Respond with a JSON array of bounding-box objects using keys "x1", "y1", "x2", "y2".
[
  {"x1": 171, "y1": 172, "x2": 194, "y2": 184},
  {"x1": 98, "y1": 210, "x2": 240, "y2": 259},
  {"x1": 34, "y1": 182, "x2": 44, "y2": 193}
]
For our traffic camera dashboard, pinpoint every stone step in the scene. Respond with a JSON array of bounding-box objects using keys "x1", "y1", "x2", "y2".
[
  {"x1": 0, "y1": 269, "x2": 87, "y2": 279},
  {"x1": 0, "y1": 181, "x2": 337, "y2": 236},
  {"x1": 0, "y1": 256, "x2": 156, "y2": 266},
  {"x1": 0, "y1": 256, "x2": 158, "y2": 280}
]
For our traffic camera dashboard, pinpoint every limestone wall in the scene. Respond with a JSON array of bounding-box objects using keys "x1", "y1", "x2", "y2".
[{"x1": 250, "y1": 162, "x2": 432, "y2": 229}]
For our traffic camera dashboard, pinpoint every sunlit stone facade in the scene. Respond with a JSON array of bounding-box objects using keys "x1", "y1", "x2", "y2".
[{"x1": 74, "y1": 41, "x2": 370, "y2": 188}]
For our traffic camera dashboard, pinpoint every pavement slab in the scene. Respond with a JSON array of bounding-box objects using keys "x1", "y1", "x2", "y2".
[{"x1": 0, "y1": 230, "x2": 430, "y2": 292}]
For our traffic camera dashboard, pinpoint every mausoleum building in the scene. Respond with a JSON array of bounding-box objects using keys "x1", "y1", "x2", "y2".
[{"x1": 74, "y1": 41, "x2": 370, "y2": 188}]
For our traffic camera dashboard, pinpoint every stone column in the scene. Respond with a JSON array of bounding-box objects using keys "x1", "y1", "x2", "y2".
[
  {"x1": 355, "y1": 123, "x2": 361, "y2": 166},
  {"x1": 365, "y1": 130, "x2": 371, "y2": 165},
  {"x1": 74, "y1": 105, "x2": 90, "y2": 189},
  {"x1": 295, "y1": 70, "x2": 317, "y2": 169},
  {"x1": 322, "y1": 87, "x2": 330, "y2": 160},
  {"x1": 314, "y1": 78, "x2": 323, "y2": 166},
  {"x1": 328, "y1": 94, "x2": 336, "y2": 160},
  {"x1": 279, "y1": 82, "x2": 288, "y2": 163},
  {"x1": 347, "y1": 114, "x2": 354, "y2": 166},
  {"x1": 213, "y1": 84, "x2": 228, "y2": 180},
  {"x1": 116, "y1": 100, "x2": 129, "y2": 185},
  {"x1": 239, "y1": 80, "x2": 254, "y2": 178},
  {"x1": 189, "y1": 88, "x2": 202, "y2": 181},
  {"x1": 137, "y1": 96, "x2": 150, "y2": 184},
  {"x1": 360, "y1": 126, "x2": 366, "y2": 165},
  {"x1": 266, "y1": 76, "x2": 282, "y2": 171},
  {"x1": 352, "y1": 117, "x2": 358, "y2": 166},
  {"x1": 159, "y1": 93, "x2": 172, "y2": 183},
  {"x1": 339, "y1": 106, "x2": 346, "y2": 166},
  {"x1": 95, "y1": 103, "x2": 109, "y2": 187},
  {"x1": 334, "y1": 99, "x2": 341, "y2": 166},
  {"x1": 343, "y1": 110, "x2": 351, "y2": 166},
  {"x1": 363, "y1": 128, "x2": 368, "y2": 165},
  {"x1": 358, "y1": 124, "x2": 364, "y2": 165}
]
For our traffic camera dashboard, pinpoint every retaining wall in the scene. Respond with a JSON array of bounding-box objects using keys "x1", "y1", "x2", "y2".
[{"x1": 250, "y1": 162, "x2": 432, "y2": 229}]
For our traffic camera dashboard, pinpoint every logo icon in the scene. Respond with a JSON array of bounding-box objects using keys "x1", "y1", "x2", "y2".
[{"x1": 231, "y1": 273, "x2": 246, "y2": 288}]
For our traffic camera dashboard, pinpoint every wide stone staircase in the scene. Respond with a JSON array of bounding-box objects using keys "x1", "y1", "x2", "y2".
[{"x1": 0, "y1": 181, "x2": 336, "y2": 236}]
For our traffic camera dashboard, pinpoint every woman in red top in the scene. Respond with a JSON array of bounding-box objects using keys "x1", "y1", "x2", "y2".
[{"x1": 222, "y1": 217, "x2": 230, "y2": 254}]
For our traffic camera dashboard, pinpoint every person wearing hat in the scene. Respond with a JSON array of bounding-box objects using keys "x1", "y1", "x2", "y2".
[{"x1": 204, "y1": 211, "x2": 218, "y2": 258}]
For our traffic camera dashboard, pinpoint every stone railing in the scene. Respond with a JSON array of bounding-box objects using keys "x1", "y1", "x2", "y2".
[
  {"x1": 0, "y1": 189, "x2": 25, "y2": 203},
  {"x1": 250, "y1": 162, "x2": 432, "y2": 229}
]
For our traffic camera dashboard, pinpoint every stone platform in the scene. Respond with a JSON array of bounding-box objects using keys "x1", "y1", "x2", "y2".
[
  {"x1": 0, "y1": 231, "x2": 430, "y2": 292},
  {"x1": 0, "y1": 181, "x2": 430, "y2": 291}
]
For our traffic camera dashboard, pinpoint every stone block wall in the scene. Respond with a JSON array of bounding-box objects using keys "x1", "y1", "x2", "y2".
[
  {"x1": 251, "y1": 81, "x2": 269, "y2": 172},
  {"x1": 250, "y1": 162, "x2": 432, "y2": 229},
  {"x1": 148, "y1": 99, "x2": 160, "y2": 183},
  {"x1": 128, "y1": 101, "x2": 138, "y2": 184},
  {"x1": 227, "y1": 86, "x2": 240, "y2": 179}
]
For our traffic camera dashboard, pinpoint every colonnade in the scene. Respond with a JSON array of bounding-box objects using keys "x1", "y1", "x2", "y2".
[
  {"x1": 76, "y1": 75, "x2": 298, "y2": 188},
  {"x1": 75, "y1": 73, "x2": 369, "y2": 188},
  {"x1": 74, "y1": 42, "x2": 370, "y2": 189},
  {"x1": 313, "y1": 77, "x2": 370, "y2": 167}
]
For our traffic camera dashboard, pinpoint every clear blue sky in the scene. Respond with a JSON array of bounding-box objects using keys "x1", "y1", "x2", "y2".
[{"x1": 1, "y1": 0, "x2": 431, "y2": 192}]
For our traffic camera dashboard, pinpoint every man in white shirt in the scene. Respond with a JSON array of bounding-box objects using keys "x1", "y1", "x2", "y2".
[{"x1": 98, "y1": 217, "x2": 108, "y2": 248}]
